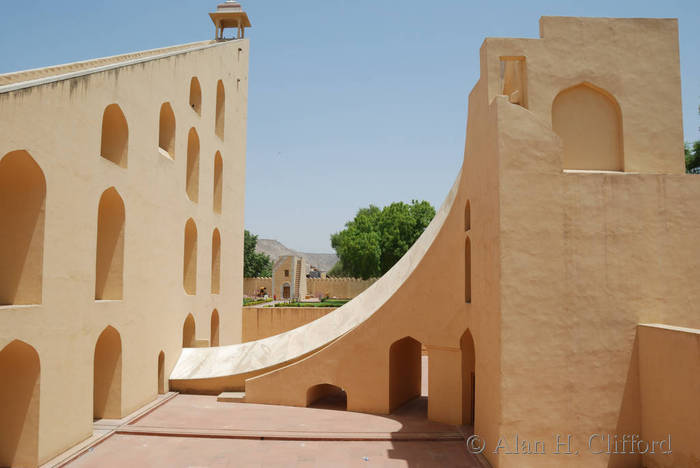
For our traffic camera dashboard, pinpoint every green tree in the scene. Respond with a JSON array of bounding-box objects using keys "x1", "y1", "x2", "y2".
[
  {"x1": 244, "y1": 230, "x2": 272, "y2": 277},
  {"x1": 331, "y1": 200, "x2": 436, "y2": 280},
  {"x1": 686, "y1": 141, "x2": 700, "y2": 173}
]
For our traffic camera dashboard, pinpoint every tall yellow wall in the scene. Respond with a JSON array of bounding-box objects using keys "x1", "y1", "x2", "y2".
[
  {"x1": 638, "y1": 324, "x2": 700, "y2": 468},
  {"x1": 307, "y1": 278, "x2": 376, "y2": 299},
  {"x1": 242, "y1": 306, "x2": 336, "y2": 342},
  {"x1": 0, "y1": 39, "x2": 248, "y2": 465}
]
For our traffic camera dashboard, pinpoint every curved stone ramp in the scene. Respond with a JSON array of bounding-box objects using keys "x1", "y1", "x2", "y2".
[{"x1": 169, "y1": 169, "x2": 463, "y2": 394}]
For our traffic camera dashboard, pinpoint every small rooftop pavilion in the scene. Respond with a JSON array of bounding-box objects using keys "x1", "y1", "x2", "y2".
[{"x1": 209, "y1": 1, "x2": 251, "y2": 40}]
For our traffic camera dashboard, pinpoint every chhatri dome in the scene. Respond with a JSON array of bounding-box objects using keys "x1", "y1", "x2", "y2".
[{"x1": 210, "y1": 0, "x2": 251, "y2": 40}]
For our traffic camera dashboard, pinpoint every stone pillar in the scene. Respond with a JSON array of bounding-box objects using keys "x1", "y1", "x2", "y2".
[{"x1": 426, "y1": 345, "x2": 463, "y2": 425}]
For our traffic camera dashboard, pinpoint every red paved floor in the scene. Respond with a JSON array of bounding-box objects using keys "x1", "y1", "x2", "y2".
[{"x1": 63, "y1": 356, "x2": 482, "y2": 467}]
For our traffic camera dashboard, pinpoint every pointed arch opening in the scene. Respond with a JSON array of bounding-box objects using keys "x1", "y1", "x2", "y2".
[
  {"x1": 157, "y1": 351, "x2": 166, "y2": 394},
  {"x1": 0, "y1": 150, "x2": 46, "y2": 306},
  {"x1": 95, "y1": 188, "x2": 125, "y2": 300},
  {"x1": 213, "y1": 151, "x2": 223, "y2": 214},
  {"x1": 552, "y1": 82, "x2": 623, "y2": 171},
  {"x1": 210, "y1": 309, "x2": 220, "y2": 347},
  {"x1": 464, "y1": 200, "x2": 471, "y2": 231},
  {"x1": 186, "y1": 128, "x2": 200, "y2": 203},
  {"x1": 0, "y1": 340, "x2": 40, "y2": 468},
  {"x1": 100, "y1": 104, "x2": 128, "y2": 167},
  {"x1": 461, "y1": 329, "x2": 476, "y2": 426},
  {"x1": 211, "y1": 229, "x2": 221, "y2": 294},
  {"x1": 389, "y1": 336, "x2": 423, "y2": 412},
  {"x1": 189, "y1": 77, "x2": 202, "y2": 115},
  {"x1": 215, "y1": 80, "x2": 225, "y2": 140},
  {"x1": 94, "y1": 326, "x2": 122, "y2": 419},
  {"x1": 183, "y1": 314, "x2": 196, "y2": 348},
  {"x1": 183, "y1": 218, "x2": 197, "y2": 295},
  {"x1": 158, "y1": 102, "x2": 176, "y2": 159},
  {"x1": 306, "y1": 384, "x2": 347, "y2": 410},
  {"x1": 465, "y1": 236, "x2": 471, "y2": 304}
]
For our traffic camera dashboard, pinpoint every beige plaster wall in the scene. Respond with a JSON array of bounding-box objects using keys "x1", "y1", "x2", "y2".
[
  {"x1": 306, "y1": 277, "x2": 376, "y2": 299},
  {"x1": 637, "y1": 324, "x2": 700, "y2": 468},
  {"x1": 242, "y1": 306, "x2": 336, "y2": 342},
  {"x1": 0, "y1": 38, "x2": 248, "y2": 465},
  {"x1": 243, "y1": 277, "x2": 272, "y2": 296}
]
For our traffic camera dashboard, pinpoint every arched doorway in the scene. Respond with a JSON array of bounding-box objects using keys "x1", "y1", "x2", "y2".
[
  {"x1": 157, "y1": 351, "x2": 166, "y2": 394},
  {"x1": 306, "y1": 384, "x2": 347, "y2": 410},
  {"x1": 282, "y1": 283, "x2": 291, "y2": 299},
  {"x1": 389, "y1": 336, "x2": 422, "y2": 412},
  {"x1": 95, "y1": 187, "x2": 125, "y2": 300},
  {"x1": 552, "y1": 83, "x2": 623, "y2": 171},
  {"x1": 210, "y1": 309, "x2": 220, "y2": 347},
  {"x1": 0, "y1": 150, "x2": 46, "y2": 306},
  {"x1": 94, "y1": 326, "x2": 122, "y2": 419},
  {"x1": 0, "y1": 340, "x2": 40, "y2": 467},
  {"x1": 183, "y1": 314, "x2": 196, "y2": 348},
  {"x1": 461, "y1": 329, "x2": 476, "y2": 426}
]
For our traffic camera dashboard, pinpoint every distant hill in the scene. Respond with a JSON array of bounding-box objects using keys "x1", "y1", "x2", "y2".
[{"x1": 255, "y1": 239, "x2": 339, "y2": 273}]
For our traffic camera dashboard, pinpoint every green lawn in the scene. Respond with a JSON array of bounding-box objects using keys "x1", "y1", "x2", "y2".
[{"x1": 272, "y1": 299, "x2": 350, "y2": 308}]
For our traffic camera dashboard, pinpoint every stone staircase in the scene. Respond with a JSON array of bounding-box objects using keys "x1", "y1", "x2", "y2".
[{"x1": 294, "y1": 258, "x2": 302, "y2": 300}]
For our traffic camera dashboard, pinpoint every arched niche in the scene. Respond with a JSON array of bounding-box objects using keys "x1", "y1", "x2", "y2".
[
  {"x1": 183, "y1": 314, "x2": 196, "y2": 348},
  {"x1": 100, "y1": 104, "x2": 128, "y2": 167},
  {"x1": 186, "y1": 128, "x2": 200, "y2": 203},
  {"x1": 158, "y1": 102, "x2": 176, "y2": 159},
  {"x1": 210, "y1": 309, "x2": 220, "y2": 347},
  {"x1": 189, "y1": 77, "x2": 202, "y2": 115},
  {"x1": 464, "y1": 200, "x2": 471, "y2": 231},
  {"x1": 215, "y1": 80, "x2": 225, "y2": 140},
  {"x1": 211, "y1": 229, "x2": 221, "y2": 294},
  {"x1": 306, "y1": 383, "x2": 347, "y2": 410},
  {"x1": 157, "y1": 351, "x2": 166, "y2": 394},
  {"x1": 95, "y1": 187, "x2": 125, "y2": 300},
  {"x1": 213, "y1": 151, "x2": 223, "y2": 214},
  {"x1": 0, "y1": 340, "x2": 40, "y2": 467},
  {"x1": 183, "y1": 218, "x2": 198, "y2": 295},
  {"x1": 465, "y1": 236, "x2": 471, "y2": 304},
  {"x1": 0, "y1": 150, "x2": 46, "y2": 305},
  {"x1": 552, "y1": 83, "x2": 623, "y2": 171},
  {"x1": 94, "y1": 326, "x2": 122, "y2": 419}
]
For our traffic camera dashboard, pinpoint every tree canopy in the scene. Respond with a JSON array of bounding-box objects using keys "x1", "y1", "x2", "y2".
[
  {"x1": 685, "y1": 104, "x2": 700, "y2": 174},
  {"x1": 244, "y1": 230, "x2": 272, "y2": 277},
  {"x1": 330, "y1": 200, "x2": 436, "y2": 280}
]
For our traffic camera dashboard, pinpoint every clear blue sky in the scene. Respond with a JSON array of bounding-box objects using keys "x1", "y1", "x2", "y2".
[{"x1": 2, "y1": 1, "x2": 699, "y2": 253}]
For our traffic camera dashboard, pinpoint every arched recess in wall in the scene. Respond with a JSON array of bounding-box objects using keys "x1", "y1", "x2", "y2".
[
  {"x1": 100, "y1": 104, "x2": 128, "y2": 167},
  {"x1": 189, "y1": 77, "x2": 202, "y2": 115},
  {"x1": 306, "y1": 383, "x2": 347, "y2": 410},
  {"x1": 0, "y1": 150, "x2": 46, "y2": 306},
  {"x1": 213, "y1": 151, "x2": 223, "y2": 214},
  {"x1": 465, "y1": 236, "x2": 471, "y2": 304},
  {"x1": 464, "y1": 200, "x2": 470, "y2": 231},
  {"x1": 552, "y1": 83, "x2": 623, "y2": 171},
  {"x1": 186, "y1": 128, "x2": 200, "y2": 203},
  {"x1": 461, "y1": 329, "x2": 476, "y2": 426},
  {"x1": 211, "y1": 229, "x2": 221, "y2": 294},
  {"x1": 183, "y1": 218, "x2": 198, "y2": 295},
  {"x1": 0, "y1": 340, "x2": 40, "y2": 468},
  {"x1": 215, "y1": 80, "x2": 225, "y2": 140},
  {"x1": 95, "y1": 188, "x2": 125, "y2": 300},
  {"x1": 158, "y1": 102, "x2": 176, "y2": 159},
  {"x1": 94, "y1": 326, "x2": 122, "y2": 419},
  {"x1": 183, "y1": 314, "x2": 196, "y2": 348},
  {"x1": 210, "y1": 309, "x2": 220, "y2": 347},
  {"x1": 157, "y1": 351, "x2": 166, "y2": 394},
  {"x1": 389, "y1": 336, "x2": 422, "y2": 412}
]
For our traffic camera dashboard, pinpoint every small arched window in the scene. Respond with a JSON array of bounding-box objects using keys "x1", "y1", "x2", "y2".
[
  {"x1": 465, "y1": 236, "x2": 471, "y2": 304},
  {"x1": 100, "y1": 104, "x2": 128, "y2": 167},
  {"x1": 95, "y1": 188, "x2": 125, "y2": 300},
  {"x1": 0, "y1": 150, "x2": 46, "y2": 305},
  {"x1": 464, "y1": 200, "x2": 471, "y2": 231},
  {"x1": 213, "y1": 151, "x2": 223, "y2": 214},
  {"x1": 186, "y1": 128, "x2": 200, "y2": 203},
  {"x1": 158, "y1": 102, "x2": 176, "y2": 159},
  {"x1": 189, "y1": 77, "x2": 202, "y2": 115},
  {"x1": 183, "y1": 218, "x2": 198, "y2": 295},
  {"x1": 215, "y1": 80, "x2": 225, "y2": 140},
  {"x1": 211, "y1": 229, "x2": 221, "y2": 294}
]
